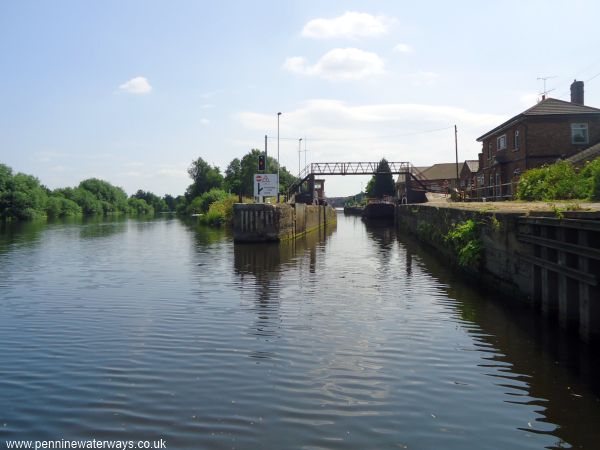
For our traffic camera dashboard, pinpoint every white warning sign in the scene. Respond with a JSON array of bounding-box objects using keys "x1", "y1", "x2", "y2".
[{"x1": 254, "y1": 174, "x2": 278, "y2": 197}]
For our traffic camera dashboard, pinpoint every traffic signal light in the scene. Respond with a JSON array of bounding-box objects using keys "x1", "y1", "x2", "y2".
[{"x1": 258, "y1": 154, "x2": 266, "y2": 171}]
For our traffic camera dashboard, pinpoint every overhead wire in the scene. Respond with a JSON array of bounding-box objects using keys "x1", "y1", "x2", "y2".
[
  {"x1": 553, "y1": 58, "x2": 600, "y2": 99},
  {"x1": 265, "y1": 125, "x2": 454, "y2": 143}
]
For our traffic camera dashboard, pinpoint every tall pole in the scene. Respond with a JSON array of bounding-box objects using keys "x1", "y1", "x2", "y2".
[
  {"x1": 454, "y1": 124, "x2": 459, "y2": 185},
  {"x1": 264, "y1": 134, "x2": 268, "y2": 173},
  {"x1": 304, "y1": 137, "x2": 307, "y2": 169},
  {"x1": 277, "y1": 112, "x2": 281, "y2": 202},
  {"x1": 298, "y1": 138, "x2": 302, "y2": 177}
]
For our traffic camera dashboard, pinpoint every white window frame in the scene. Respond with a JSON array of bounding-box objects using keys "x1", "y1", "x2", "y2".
[
  {"x1": 487, "y1": 142, "x2": 493, "y2": 160},
  {"x1": 514, "y1": 130, "x2": 520, "y2": 151},
  {"x1": 571, "y1": 123, "x2": 589, "y2": 144},
  {"x1": 497, "y1": 134, "x2": 507, "y2": 150}
]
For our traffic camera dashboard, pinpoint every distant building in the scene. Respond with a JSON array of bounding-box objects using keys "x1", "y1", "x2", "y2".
[
  {"x1": 418, "y1": 163, "x2": 460, "y2": 191},
  {"x1": 459, "y1": 160, "x2": 479, "y2": 193},
  {"x1": 476, "y1": 80, "x2": 600, "y2": 199}
]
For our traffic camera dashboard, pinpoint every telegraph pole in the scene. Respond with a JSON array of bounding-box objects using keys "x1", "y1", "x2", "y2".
[
  {"x1": 277, "y1": 112, "x2": 281, "y2": 202},
  {"x1": 455, "y1": 125, "x2": 459, "y2": 184},
  {"x1": 264, "y1": 135, "x2": 268, "y2": 173},
  {"x1": 298, "y1": 138, "x2": 303, "y2": 176}
]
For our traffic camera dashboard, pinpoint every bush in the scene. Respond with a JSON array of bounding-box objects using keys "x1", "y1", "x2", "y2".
[
  {"x1": 186, "y1": 188, "x2": 229, "y2": 215},
  {"x1": 516, "y1": 158, "x2": 600, "y2": 201},
  {"x1": 201, "y1": 195, "x2": 237, "y2": 227},
  {"x1": 516, "y1": 161, "x2": 586, "y2": 201},
  {"x1": 127, "y1": 197, "x2": 154, "y2": 215},
  {"x1": 579, "y1": 157, "x2": 600, "y2": 201},
  {"x1": 444, "y1": 219, "x2": 483, "y2": 268},
  {"x1": 0, "y1": 172, "x2": 48, "y2": 220},
  {"x1": 46, "y1": 196, "x2": 83, "y2": 218}
]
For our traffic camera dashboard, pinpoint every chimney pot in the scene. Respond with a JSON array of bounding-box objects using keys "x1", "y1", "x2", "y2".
[{"x1": 571, "y1": 80, "x2": 584, "y2": 105}]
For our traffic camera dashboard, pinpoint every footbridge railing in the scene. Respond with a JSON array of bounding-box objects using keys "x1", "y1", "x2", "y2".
[{"x1": 288, "y1": 161, "x2": 429, "y2": 201}]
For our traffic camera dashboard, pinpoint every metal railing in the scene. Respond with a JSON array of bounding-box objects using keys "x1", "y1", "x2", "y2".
[
  {"x1": 297, "y1": 161, "x2": 414, "y2": 179},
  {"x1": 462, "y1": 182, "x2": 517, "y2": 201}
]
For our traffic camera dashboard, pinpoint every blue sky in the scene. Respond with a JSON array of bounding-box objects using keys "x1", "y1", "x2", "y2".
[{"x1": 2, "y1": 0, "x2": 600, "y2": 196}]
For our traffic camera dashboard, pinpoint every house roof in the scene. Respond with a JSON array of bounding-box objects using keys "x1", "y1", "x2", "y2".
[
  {"x1": 566, "y1": 141, "x2": 600, "y2": 165},
  {"x1": 477, "y1": 97, "x2": 600, "y2": 142},
  {"x1": 420, "y1": 163, "x2": 458, "y2": 180},
  {"x1": 462, "y1": 160, "x2": 479, "y2": 173}
]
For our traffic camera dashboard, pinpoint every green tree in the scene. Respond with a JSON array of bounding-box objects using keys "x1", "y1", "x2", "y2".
[
  {"x1": 46, "y1": 195, "x2": 82, "y2": 218},
  {"x1": 132, "y1": 190, "x2": 168, "y2": 213},
  {"x1": 186, "y1": 157, "x2": 223, "y2": 200},
  {"x1": 238, "y1": 149, "x2": 295, "y2": 198},
  {"x1": 0, "y1": 172, "x2": 48, "y2": 220},
  {"x1": 127, "y1": 197, "x2": 154, "y2": 215},
  {"x1": 366, "y1": 158, "x2": 396, "y2": 198},
  {"x1": 78, "y1": 178, "x2": 129, "y2": 213},
  {"x1": 187, "y1": 188, "x2": 228, "y2": 215},
  {"x1": 57, "y1": 187, "x2": 103, "y2": 215},
  {"x1": 224, "y1": 158, "x2": 242, "y2": 197},
  {"x1": 0, "y1": 164, "x2": 12, "y2": 192},
  {"x1": 163, "y1": 194, "x2": 176, "y2": 211}
]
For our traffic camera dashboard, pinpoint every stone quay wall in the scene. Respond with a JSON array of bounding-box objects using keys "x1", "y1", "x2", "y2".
[
  {"x1": 233, "y1": 203, "x2": 337, "y2": 243},
  {"x1": 396, "y1": 204, "x2": 600, "y2": 343}
]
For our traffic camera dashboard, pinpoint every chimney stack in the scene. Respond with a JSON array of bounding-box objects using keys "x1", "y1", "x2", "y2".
[{"x1": 571, "y1": 79, "x2": 584, "y2": 105}]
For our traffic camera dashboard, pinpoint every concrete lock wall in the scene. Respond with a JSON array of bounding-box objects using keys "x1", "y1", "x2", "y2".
[
  {"x1": 396, "y1": 204, "x2": 600, "y2": 343},
  {"x1": 233, "y1": 203, "x2": 336, "y2": 243}
]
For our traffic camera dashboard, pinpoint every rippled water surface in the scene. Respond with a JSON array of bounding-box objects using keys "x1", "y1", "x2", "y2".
[{"x1": 1, "y1": 214, "x2": 599, "y2": 449}]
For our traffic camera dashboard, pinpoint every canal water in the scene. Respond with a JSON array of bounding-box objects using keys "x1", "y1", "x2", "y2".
[{"x1": 0, "y1": 214, "x2": 599, "y2": 449}]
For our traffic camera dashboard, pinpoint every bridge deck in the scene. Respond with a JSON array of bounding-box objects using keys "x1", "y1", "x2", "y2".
[{"x1": 298, "y1": 162, "x2": 413, "y2": 178}]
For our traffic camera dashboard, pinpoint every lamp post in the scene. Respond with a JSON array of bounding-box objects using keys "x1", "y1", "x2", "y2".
[
  {"x1": 298, "y1": 138, "x2": 303, "y2": 177},
  {"x1": 277, "y1": 112, "x2": 282, "y2": 202}
]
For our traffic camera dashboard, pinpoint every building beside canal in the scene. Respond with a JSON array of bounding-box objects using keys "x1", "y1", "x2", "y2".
[
  {"x1": 417, "y1": 163, "x2": 460, "y2": 191},
  {"x1": 476, "y1": 80, "x2": 600, "y2": 199},
  {"x1": 459, "y1": 160, "x2": 479, "y2": 191}
]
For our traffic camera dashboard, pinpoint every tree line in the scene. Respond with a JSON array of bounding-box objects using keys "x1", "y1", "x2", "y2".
[
  {"x1": 176, "y1": 149, "x2": 296, "y2": 224},
  {"x1": 0, "y1": 163, "x2": 173, "y2": 220},
  {"x1": 0, "y1": 148, "x2": 296, "y2": 222}
]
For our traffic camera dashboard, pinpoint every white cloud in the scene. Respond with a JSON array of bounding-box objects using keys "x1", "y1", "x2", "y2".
[
  {"x1": 302, "y1": 11, "x2": 392, "y2": 39},
  {"x1": 200, "y1": 118, "x2": 211, "y2": 126},
  {"x1": 394, "y1": 43, "x2": 414, "y2": 54},
  {"x1": 283, "y1": 48, "x2": 384, "y2": 80},
  {"x1": 118, "y1": 76, "x2": 152, "y2": 94},
  {"x1": 32, "y1": 150, "x2": 68, "y2": 162},
  {"x1": 411, "y1": 71, "x2": 439, "y2": 86},
  {"x1": 156, "y1": 168, "x2": 188, "y2": 179}
]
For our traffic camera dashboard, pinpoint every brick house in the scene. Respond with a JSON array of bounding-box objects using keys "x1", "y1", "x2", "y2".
[
  {"x1": 476, "y1": 80, "x2": 600, "y2": 199},
  {"x1": 459, "y1": 160, "x2": 479, "y2": 191}
]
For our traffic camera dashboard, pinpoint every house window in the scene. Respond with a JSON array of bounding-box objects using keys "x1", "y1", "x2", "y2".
[
  {"x1": 514, "y1": 130, "x2": 520, "y2": 150},
  {"x1": 488, "y1": 142, "x2": 493, "y2": 159},
  {"x1": 497, "y1": 135, "x2": 507, "y2": 150},
  {"x1": 571, "y1": 123, "x2": 589, "y2": 144}
]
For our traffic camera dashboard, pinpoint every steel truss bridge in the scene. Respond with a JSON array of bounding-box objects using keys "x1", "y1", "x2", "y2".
[
  {"x1": 289, "y1": 161, "x2": 429, "y2": 203},
  {"x1": 297, "y1": 161, "x2": 414, "y2": 179}
]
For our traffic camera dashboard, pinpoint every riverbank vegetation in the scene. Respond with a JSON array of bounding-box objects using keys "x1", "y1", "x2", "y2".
[
  {"x1": 444, "y1": 219, "x2": 483, "y2": 269},
  {"x1": 177, "y1": 149, "x2": 296, "y2": 226},
  {"x1": 0, "y1": 163, "x2": 172, "y2": 221},
  {"x1": 2, "y1": 148, "x2": 295, "y2": 226},
  {"x1": 516, "y1": 157, "x2": 600, "y2": 201}
]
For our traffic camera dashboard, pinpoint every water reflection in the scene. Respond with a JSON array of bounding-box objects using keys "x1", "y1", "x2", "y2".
[
  {"x1": 234, "y1": 225, "x2": 334, "y2": 286},
  {"x1": 234, "y1": 227, "x2": 335, "y2": 360},
  {"x1": 1, "y1": 215, "x2": 599, "y2": 449},
  {"x1": 395, "y1": 233, "x2": 600, "y2": 449},
  {"x1": 78, "y1": 216, "x2": 128, "y2": 239}
]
